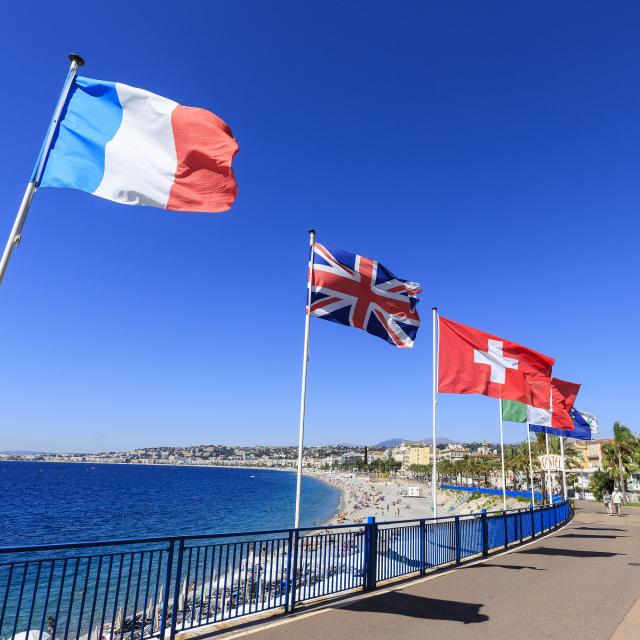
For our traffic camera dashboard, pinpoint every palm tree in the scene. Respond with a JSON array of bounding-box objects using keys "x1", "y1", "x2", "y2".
[
  {"x1": 504, "y1": 444, "x2": 533, "y2": 489},
  {"x1": 439, "y1": 459, "x2": 455, "y2": 483},
  {"x1": 602, "y1": 423, "x2": 638, "y2": 499},
  {"x1": 466, "y1": 456, "x2": 481, "y2": 487},
  {"x1": 476, "y1": 457, "x2": 496, "y2": 488},
  {"x1": 503, "y1": 446, "x2": 519, "y2": 488}
]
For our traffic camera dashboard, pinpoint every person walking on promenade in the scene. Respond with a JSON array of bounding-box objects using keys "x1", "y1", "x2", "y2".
[
  {"x1": 612, "y1": 488, "x2": 623, "y2": 517},
  {"x1": 603, "y1": 491, "x2": 612, "y2": 515}
]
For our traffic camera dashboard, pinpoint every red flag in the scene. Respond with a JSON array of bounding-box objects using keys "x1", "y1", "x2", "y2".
[
  {"x1": 438, "y1": 316, "x2": 554, "y2": 408},
  {"x1": 527, "y1": 378, "x2": 580, "y2": 429}
]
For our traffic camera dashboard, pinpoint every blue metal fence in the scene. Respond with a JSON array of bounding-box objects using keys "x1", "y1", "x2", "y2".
[{"x1": 0, "y1": 501, "x2": 572, "y2": 640}]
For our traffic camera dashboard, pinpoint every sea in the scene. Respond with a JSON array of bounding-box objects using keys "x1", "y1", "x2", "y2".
[{"x1": 0, "y1": 461, "x2": 341, "y2": 547}]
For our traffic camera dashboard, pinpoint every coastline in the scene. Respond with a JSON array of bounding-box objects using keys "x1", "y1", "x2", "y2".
[
  {"x1": 0, "y1": 458, "x2": 299, "y2": 473},
  {"x1": 3, "y1": 460, "x2": 529, "y2": 524},
  {"x1": 307, "y1": 470, "x2": 531, "y2": 523}
]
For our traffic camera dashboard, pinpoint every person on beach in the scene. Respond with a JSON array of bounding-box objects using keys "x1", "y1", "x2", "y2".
[{"x1": 603, "y1": 491, "x2": 612, "y2": 515}]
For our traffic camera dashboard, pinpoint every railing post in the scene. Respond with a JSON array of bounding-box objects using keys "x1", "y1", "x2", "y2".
[
  {"x1": 169, "y1": 538, "x2": 185, "y2": 640},
  {"x1": 159, "y1": 539, "x2": 175, "y2": 640},
  {"x1": 285, "y1": 529, "x2": 298, "y2": 612},
  {"x1": 454, "y1": 516, "x2": 461, "y2": 565},
  {"x1": 519, "y1": 510, "x2": 523, "y2": 543},
  {"x1": 503, "y1": 511, "x2": 508, "y2": 550},
  {"x1": 481, "y1": 509, "x2": 488, "y2": 557},
  {"x1": 419, "y1": 519, "x2": 426, "y2": 576},
  {"x1": 365, "y1": 517, "x2": 377, "y2": 591},
  {"x1": 553, "y1": 501, "x2": 558, "y2": 528},
  {"x1": 530, "y1": 505, "x2": 535, "y2": 539}
]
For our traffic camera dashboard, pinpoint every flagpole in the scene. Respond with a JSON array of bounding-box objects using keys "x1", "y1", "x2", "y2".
[
  {"x1": 499, "y1": 399, "x2": 507, "y2": 510},
  {"x1": 431, "y1": 306, "x2": 438, "y2": 518},
  {"x1": 560, "y1": 435, "x2": 567, "y2": 500},
  {"x1": 0, "y1": 54, "x2": 84, "y2": 285},
  {"x1": 526, "y1": 425, "x2": 535, "y2": 507},
  {"x1": 545, "y1": 431, "x2": 552, "y2": 505},
  {"x1": 294, "y1": 229, "x2": 316, "y2": 529}
]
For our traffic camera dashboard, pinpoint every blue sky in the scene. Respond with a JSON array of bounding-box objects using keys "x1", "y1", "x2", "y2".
[{"x1": 0, "y1": 1, "x2": 637, "y2": 452}]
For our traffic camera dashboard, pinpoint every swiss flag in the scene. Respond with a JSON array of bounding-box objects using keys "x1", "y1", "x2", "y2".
[{"x1": 438, "y1": 316, "x2": 554, "y2": 409}]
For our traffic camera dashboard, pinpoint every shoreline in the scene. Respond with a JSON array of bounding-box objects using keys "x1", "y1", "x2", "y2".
[
  {"x1": 307, "y1": 470, "x2": 532, "y2": 524},
  {"x1": 0, "y1": 458, "x2": 299, "y2": 473}
]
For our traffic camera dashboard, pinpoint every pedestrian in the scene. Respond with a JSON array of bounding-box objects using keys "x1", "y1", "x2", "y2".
[
  {"x1": 603, "y1": 491, "x2": 612, "y2": 516},
  {"x1": 612, "y1": 488, "x2": 623, "y2": 517}
]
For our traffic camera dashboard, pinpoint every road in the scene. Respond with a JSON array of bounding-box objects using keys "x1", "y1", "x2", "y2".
[{"x1": 210, "y1": 502, "x2": 640, "y2": 640}]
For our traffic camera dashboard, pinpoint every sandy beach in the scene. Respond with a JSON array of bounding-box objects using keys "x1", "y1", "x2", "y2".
[{"x1": 309, "y1": 470, "x2": 529, "y2": 524}]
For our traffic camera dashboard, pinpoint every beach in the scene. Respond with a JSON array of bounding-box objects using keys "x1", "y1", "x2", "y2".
[{"x1": 309, "y1": 470, "x2": 529, "y2": 524}]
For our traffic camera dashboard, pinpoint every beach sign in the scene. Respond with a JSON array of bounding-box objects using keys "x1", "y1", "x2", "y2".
[{"x1": 538, "y1": 454, "x2": 563, "y2": 471}]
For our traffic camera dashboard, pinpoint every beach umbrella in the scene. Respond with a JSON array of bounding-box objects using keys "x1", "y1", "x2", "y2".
[
  {"x1": 14, "y1": 633, "x2": 53, "y2": 640},
  {"x1": 155, "y1": 584, "x2": 164, "y2": 629},
  {"x1": 178, "y1": 578, "x2": 187, "y2": 612}
]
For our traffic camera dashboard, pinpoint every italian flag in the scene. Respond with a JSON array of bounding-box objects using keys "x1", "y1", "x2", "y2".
[{"x1": 502, "y1": 378, "x2": 580, "y2": 430}]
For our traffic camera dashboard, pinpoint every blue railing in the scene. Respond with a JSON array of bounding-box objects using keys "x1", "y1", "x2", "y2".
[
  {"x1": 440, "y1": 484, "x2": 565, "y2": 503},
  {"x1": 0, "y1": 500, "x2": 572, "y2": 640}
]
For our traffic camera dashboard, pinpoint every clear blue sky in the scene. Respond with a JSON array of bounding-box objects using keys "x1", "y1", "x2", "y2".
[{"x1": 0, "y1": 1, "x2": 637, "y2": 452}]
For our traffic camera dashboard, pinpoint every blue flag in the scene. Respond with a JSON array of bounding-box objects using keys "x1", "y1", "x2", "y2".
[{"x1": 529, "y1": 408, "x2": 592, "y2": 440}]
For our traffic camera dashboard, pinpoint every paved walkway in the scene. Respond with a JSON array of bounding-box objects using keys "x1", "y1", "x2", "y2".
[{"x1": 212, "y1": 502, "x2": 640, "y2": 640}]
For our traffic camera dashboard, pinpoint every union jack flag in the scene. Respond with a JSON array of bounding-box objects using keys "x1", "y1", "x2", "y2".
[{"x1": 310, "y1": 243, "x2": 421, "y2": 348}]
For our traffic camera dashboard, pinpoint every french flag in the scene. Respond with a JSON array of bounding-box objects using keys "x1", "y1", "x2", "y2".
[{"x1": 40, "y1": 77, "x2": 239, "y2": 212}]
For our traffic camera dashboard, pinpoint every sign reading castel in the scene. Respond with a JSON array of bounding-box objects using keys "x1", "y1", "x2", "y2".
[{"x1": 538, "y1": 454, "x2": 564, "y2": 471}]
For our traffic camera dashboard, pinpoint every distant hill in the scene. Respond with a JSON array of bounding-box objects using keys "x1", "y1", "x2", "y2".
[
  {"x1": 374, "y1": 438, "x2": 407, "y2": 448},
  {"x1": 422, "y1": 437, "x2": 457, "y2": 446},
  {"x1": 0, "y1": 450, "x2": 50, "y2": 455},
  {"x1": 373, "y1": 437, "x2": 456, "y2": 448}
]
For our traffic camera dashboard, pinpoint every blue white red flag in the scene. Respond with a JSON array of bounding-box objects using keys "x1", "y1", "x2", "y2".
[
  {"x1": 41, "y1": 77, "x2": 238, "y2": 212},
  {"x1": 310, "y1": 243, "x2": 421, "y2": 348},
  {"x1": 529, "y1": 408, "x2": 593, "y2": 440}
]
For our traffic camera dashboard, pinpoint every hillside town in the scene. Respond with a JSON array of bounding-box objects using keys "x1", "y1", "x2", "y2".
[{"x1": 3, "y1": 437, "x2": 637, "y2": 501}]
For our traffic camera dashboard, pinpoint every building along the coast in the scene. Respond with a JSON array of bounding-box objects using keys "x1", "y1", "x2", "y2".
[
  {"x1": 402, "y1": 445, "x2": 432, "y2": 468},
  {"x1": 439, "y1": 443, "x2": 470, "y2": 461}
]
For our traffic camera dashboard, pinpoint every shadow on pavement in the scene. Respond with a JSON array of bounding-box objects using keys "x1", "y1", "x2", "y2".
[
  {"x1": 466, "y1": 564, "x2": 544, "y2": 571},
  {"x1": 573, "y1": 526, "x2": 626, "y2": 532},
  {"x1": 341, "y1": 592, "x2": 488, "y2": 624},
  {"x1": 557, "y1": 533, "x2": 627, "y2": 539},
  {"x1": 518, "y1": 547, "x2": 625, "y2": 558}
]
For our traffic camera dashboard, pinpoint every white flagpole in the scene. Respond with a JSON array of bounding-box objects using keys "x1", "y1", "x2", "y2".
[
  {"x1": 560, "y1": 435, "x2": 567, "y2": 500},
  {"x1": 0, "y1": 54, "x2": 84, "y2": 285},
  {"x1": 499, "y1": 399, "x2": 507, "y2": 510},
  {"x1": 545, "y1": 431, "x2": 552, "y2": 504},
  {"x1": 431, "y1": 307, "x2": 438, "y2": 518},
  {"x1": 526, "y1": 424, "x2": 535, "y2": 506},
  {"x1": 294, "y1": 229, "x2": 316, "y2": 528}
]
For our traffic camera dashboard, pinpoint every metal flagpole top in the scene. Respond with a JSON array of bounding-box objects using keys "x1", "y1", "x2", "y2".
[{"x1": 68, "y1": 53, "x2": 85, "y2": 67}]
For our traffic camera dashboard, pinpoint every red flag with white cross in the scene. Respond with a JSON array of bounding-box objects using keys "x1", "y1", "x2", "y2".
[{"x1": 438, "y1": 316, "x2": 554, "y2": 409}]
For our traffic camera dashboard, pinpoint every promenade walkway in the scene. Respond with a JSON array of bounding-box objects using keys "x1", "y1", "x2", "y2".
[{"x1": 212, "y1": 502, "x2": 640, "y2": 640}]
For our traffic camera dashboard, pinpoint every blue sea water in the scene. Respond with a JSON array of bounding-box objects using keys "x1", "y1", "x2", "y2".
[{"x1": 0, "y1": 461, "x2": 341, "y2": 547}]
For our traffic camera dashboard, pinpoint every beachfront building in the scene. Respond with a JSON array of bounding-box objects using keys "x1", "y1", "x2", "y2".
[
  {"x1": 339, "y1": 451, "x2": 365, "y2": 465},
  {"x1": 475, "y1": 441, "x2": 494, "y2": 455},
  {"x1": 571, "y1": 438, "x2": 611, "y2": 499},
  {"x1": 402, "y1": 445, "x2": 432, "y2": 469},
  {"x1": 367, "y1": 449, "x2": 387, "y2": 463},
  {"x1": 387, "y1": 446, "x2": 406, "y2": 464},
  {"x1": 439, "y1": 443, "x2": 470, "y2": 461}
]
